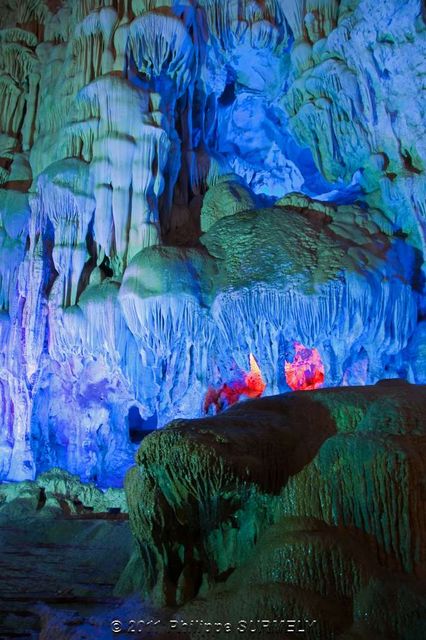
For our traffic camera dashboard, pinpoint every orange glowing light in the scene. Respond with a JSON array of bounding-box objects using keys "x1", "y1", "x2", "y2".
[
  {"x1": 244, "y1": 353, "x2": 267, "y2": 398},
  {"x1": 204, "y1": 353, "x2": 266, "y2": 414},
  {"x1": 285, "y1": 342, "x2": 325, "y2": 391}
]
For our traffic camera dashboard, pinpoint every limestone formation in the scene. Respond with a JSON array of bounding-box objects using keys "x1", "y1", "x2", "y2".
[
  {"x1": 124, "y1": 381, "x2": 426, "y2": 638},
  {"x1": 0, "y1": 0, "x2": 424, "y2": 486}
]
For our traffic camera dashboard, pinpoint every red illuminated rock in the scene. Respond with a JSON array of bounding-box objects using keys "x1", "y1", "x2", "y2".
[
  {"x1": 285, "y1": 342, "x2": 325, "y2": 391},
  {"x1": 204, "y1": 353, "x2": 266, "y2": 414}
]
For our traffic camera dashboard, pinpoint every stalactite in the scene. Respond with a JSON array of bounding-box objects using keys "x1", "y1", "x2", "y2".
[{"x1": 0, "y1": 0, "x2": 424, "y2": 485}]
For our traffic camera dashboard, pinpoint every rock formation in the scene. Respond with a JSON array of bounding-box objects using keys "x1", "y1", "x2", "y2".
[
  {"x1": 124, "y1": 380, "x2": 426, "y2": 639},
  {"x1": 0, "y1": 0, "x2": 425, "y2": 484}
]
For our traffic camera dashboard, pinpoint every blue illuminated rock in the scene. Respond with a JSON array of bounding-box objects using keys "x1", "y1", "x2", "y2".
[{"x1": 0, "y1": 0, "x2": 424, "y2": 485}]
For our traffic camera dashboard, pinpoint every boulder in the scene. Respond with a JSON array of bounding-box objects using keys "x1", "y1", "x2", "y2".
[{"x1": 125, "y1": 380, "x2": 426, "y2": 638}]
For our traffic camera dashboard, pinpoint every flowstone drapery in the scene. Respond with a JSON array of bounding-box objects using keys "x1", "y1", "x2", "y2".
[{"x1": 0, "y1": 0, "x2": 425, "y2": 484}]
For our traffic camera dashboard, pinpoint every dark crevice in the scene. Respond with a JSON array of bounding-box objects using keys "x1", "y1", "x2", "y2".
[{"x1": 128, "y1": 406, "x2": 158, "y2": 444}]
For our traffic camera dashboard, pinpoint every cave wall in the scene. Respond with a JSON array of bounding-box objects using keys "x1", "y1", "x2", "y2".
[{"x1": 0, "y1": 0, "x2": 425, "y2": 484}]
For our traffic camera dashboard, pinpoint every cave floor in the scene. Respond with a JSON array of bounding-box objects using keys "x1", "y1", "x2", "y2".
[
  {"x1": 0, "y1": 510, "x2": 185, "y2": 639},
  {"x1": 0, "y1": 513, "x2": 132, "y2": 639}
]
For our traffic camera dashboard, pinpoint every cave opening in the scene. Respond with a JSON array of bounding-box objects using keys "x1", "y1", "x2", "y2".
[{"x1": 128, "y1": 406, "x2": 158, "y2": 444}]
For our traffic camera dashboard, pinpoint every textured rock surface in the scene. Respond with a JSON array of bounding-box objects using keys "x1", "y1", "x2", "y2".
[
  {"x1": 0, "y1": 467, "x2": 128, "y2": 515},
  {"x1": 0, "y1": 0, "x2": 425, "y2": 484},
  {"x1": 125, "y1": 381, "x2": 426, "y2": 638},
  {"x1": 283, "y1": 0, "x2": 426, "y2": 257}
]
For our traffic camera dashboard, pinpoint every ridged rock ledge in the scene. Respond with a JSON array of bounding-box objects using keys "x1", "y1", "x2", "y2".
[{"x1": 124, "y1": 380, "x2": 426, "y2": 640}]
